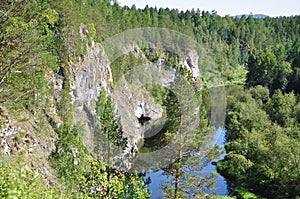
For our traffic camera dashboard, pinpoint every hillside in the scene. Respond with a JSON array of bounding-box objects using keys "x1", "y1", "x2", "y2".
[
  {"x1": 234, "y1": 14, "x2": 270, "y2": 18},
  {"x1": 0, "y1": 0, "x2": 300, "y2": 198}
]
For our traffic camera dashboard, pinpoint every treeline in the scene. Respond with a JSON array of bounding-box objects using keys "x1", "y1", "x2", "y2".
[
  {"x1": 52, "y1": 0, "x2": 300, "y2": 84},
  {"x1": 215, "y1": 12, "x2": 300, "y2": 199},
  {"x1": 2, "y1": 0, "x2": 300, "y2": 109},
  {"x1": 216, "y1": 18, "x2": 300, "y2": 197}
]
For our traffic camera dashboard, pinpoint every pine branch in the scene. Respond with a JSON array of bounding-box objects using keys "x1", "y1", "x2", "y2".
[
  {"x1": 0, "y1": 0, "x2": 26, "y2": 25},
  {"x1": 0, "y1": 45, "x2": 31, "y2": 85}
]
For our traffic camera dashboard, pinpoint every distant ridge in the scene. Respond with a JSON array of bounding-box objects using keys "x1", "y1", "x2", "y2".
[{"x1": 234, "y1": 14, "x2": 270, "y2": 18}]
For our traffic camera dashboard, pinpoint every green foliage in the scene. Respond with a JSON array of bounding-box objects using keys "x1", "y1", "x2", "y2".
[
  {"x1": 158, "y1": 83, "x2": 220, "y2": 198},
  {"x1": 246, "y1": 49, "x2": 277, "y2": 88},
  {"x1": 246, "y1": 48, "x2": 293, "y2": 92},
  {"x1": 2, "y1": 0, "x2": 300, "y2": 198},
  {"x1": 50, "y1": 123, "x2": 149, "y2": 198},
  {"x1": 147, "y1": 83, "x2": 167, "y2": 105},
  {"x1": 50, "y1": 124, "x2": 89, "y2": 190},
  {"x1": 248, "y1": 85, "x2": 270, "y2": 104},
  {"x1": 95, "y1": 90, "x2": 128, "y2": 156},
  {"x1": 52, "y1": 0, "x2": 300, "y2": 86},
  {"x1": 0, "y1": 0, "x2": 62, "y2": 106},
  {"x1": 80, "y1": 159, "x2": 150, "y2": 199},
  {"x1": 110, "y1": 52, "x2": 145, "y2": 83},
  {"x1": 264, "y1": 90, "x2": 297, "y2": 126},
  {"x1": 234, "y1": 187, "x2": 264, "y2": 199},
  {"x1": 225, "y1": 90, "x2": 270, "y2": 142},
  {"x1": 0, "y1": 156, "x2": 68, "y2": 199},
  {"x1": 217, "y1": 153, "x2": 254, "y2": 179},
  {"x1": 220, "y1": 88, "x2": 300, "y2": 199},
  {"x1": 87, "y1": 23, "x2": 96, "y2": 45}
]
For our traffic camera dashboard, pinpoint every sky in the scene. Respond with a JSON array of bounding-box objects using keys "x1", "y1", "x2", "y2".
[{"x1": 117, "y1": 0, "x2": 300, "y2": 17}]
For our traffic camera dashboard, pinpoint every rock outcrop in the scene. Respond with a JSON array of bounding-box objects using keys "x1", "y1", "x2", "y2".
[
  {"x1": 70, "y1": 29, "x2": 202, "y2": 170},
  {"x1": 70, "y1": 35, "x2": 113, "y2": 149},
  {"x1": 180, "y1": 50, "x2": 202, "y2": 90}
]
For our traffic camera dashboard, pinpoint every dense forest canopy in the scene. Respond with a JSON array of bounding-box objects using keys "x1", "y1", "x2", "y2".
[{"x1": 0, "y1": 0, "x2": 300, "y2": 198}]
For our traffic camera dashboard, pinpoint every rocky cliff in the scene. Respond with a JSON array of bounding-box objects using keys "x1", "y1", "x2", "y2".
[
  {"x1": 0, "y1": 25, "x2": 202, "y2": 173},
  {"x1": 70, "y1": 36, "x2": 113, "y2": 150},
  {"x1": 68, "y1": 28, "x2": 202, "y2": 170}
]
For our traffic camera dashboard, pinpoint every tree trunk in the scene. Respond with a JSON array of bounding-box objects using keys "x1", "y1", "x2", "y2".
[
  {"x1": 174, "y1": 149, "x2": 182, "y2": 199},
  {"x1": 174, "y1": 171, "x2": 179, "y2": 199}
]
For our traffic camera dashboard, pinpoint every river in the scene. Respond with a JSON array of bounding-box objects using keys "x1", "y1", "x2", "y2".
[{"x1": 145, "y1": 128, "x2": 229, "y2": 198}]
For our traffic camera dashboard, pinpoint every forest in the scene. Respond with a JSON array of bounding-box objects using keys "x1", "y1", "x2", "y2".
[{"x1": 0, "y1": 0, "x2": 300, "y2": 198}]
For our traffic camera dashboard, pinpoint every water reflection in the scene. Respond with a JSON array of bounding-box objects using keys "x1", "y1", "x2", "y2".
[{"x1": 145, "y1": 128, "x2": 229, "y2": 198}]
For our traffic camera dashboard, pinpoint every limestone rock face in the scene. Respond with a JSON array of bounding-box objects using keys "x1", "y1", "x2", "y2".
[
  {"x1": 0, "y1": 111, "x2": 56, "y2": 156},
  {"x1": 70, "y1": 32, "x2": 201, "y2": 170},
  {"x1": 113, "y1": 76, "x2": 164, "y2": 148},
  {"x1": 70, "y1": 39, "x2": 113, "y2": 149},
  {"x1": 111, "y1": 77, "x2": 163, "y2": 170},
  {"x1": 111, "y1": 62, "x2": 179, "y2": 170},
  {"x1": 180, "y1": 50, "x2": 202, "y2": 90},
  {"x1": 70, "y1": 39, "x2": 174, "y2": 170}
]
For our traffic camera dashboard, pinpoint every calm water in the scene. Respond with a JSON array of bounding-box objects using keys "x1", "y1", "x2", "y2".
[{"x1": 145, "y1": 128, "x2": 228, "y2": 199}]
